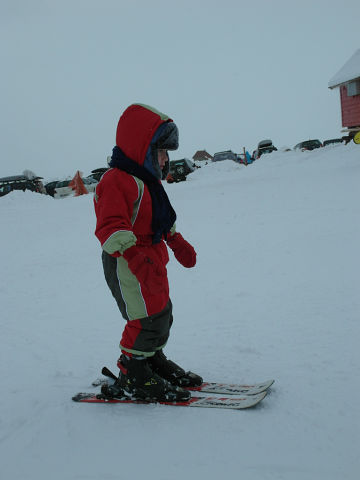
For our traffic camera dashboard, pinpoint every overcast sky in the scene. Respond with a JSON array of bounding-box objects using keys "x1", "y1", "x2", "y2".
[{"x1": 1, "y1": 0, "x2": 359, "y2": 180}]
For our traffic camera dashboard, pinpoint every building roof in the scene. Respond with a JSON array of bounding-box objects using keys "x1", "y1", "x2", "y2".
[
  {"x1": 328, "y1": 49, "x2": 360, "y2": 89},
  {"x1": 192, "y1": 150, "x2": 213, "y2": 160}
]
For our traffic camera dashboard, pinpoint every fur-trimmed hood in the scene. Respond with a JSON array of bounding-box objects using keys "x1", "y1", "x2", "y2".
[{"x1": 115, "y1": 104, "x2": 178, "y2": 179}]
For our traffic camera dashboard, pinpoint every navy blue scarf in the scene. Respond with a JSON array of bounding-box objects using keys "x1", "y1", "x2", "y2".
[{"x1": 109, "y1": 146, "x2": 176, "y2": 244}]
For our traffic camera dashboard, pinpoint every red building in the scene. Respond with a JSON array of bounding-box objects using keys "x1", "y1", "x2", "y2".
[
  {"x1": 328, "y1": 49, "x2": 360, "y2": 140},
  {"x1": 192, "y1": 150, "x2": 213, "y2": 162}
]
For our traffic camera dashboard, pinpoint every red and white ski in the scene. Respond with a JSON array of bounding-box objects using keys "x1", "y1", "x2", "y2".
[
  {"x1": 186, "y1": 380, "x2": 274, "y2": 395},
  {"x1": 92, "y1": 367, "x2": 274, "y2": 396},
  {"x1": 72, "y1": 390, "x2": 268, "y2": 410}
]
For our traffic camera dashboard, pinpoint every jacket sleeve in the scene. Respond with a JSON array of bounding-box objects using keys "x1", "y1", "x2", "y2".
[{"x1": 94, "y1": 171, "x2": 138, "y2": 256}]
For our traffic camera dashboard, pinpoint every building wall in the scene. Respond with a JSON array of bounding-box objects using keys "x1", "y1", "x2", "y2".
[{"x1": 340, "y1": 86, "x2": 360, "y2": 126}]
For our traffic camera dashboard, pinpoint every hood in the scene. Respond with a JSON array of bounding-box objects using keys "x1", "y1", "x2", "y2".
[{"x1": 116, "y1": 104, "x2": 174, "y2": 167}]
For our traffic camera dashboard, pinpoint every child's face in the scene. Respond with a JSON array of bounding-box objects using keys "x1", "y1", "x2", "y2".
[{"x1": 157, "y1": 149, "x2": 168, "y2": 170}]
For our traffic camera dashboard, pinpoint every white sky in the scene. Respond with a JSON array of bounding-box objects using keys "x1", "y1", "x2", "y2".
[{"x1": 1, "y1": 0, "x2": 359, "y2": 179}]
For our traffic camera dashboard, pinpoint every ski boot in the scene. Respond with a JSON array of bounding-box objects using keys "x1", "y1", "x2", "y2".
[
  {"x1": 102, "y1": 354, "x2": 191, "y2": 402},
  {"x1": 148, "y1": 349, "x2": 203, "y2": 387}
]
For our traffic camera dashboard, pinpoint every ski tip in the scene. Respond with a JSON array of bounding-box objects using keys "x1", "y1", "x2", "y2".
[
  {"x1": 241, "y1": 390, "x2": 268, "y2": 409},
  {"x1": 72, "y1": 393, "x2": 90, "y2": 402}
]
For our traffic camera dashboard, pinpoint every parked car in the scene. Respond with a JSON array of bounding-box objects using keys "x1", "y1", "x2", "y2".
[
  {"x1": 254, "y1": 139, "x2": 277, "y2": 159},
  {"x1": 323, "y1": 138, "x2": 344, "y2": 147},
  {"x1": 166, "y1": 158, "x2": 195, "y2": 183},
  {"x1": 44, "y1": 181, "x2": 58, "y2": 197},
  {"x1": 86, "y1": 168, "x2": 109, "y2": 182},
  {"x1": 0, "y1": 175, "x2": 44, "y2": 197},
  {"x1": 212, "y1": 150, "x2": 238, "y2": 162},
  {"x1": 0, "y1": 183, "x2": 12, "y2": 197},
  {"x1": 294, "y1": 139, "x2": 322, "y2": 151},
  {"x1": 82, "y1": 177, "x2": 98, "y2": 192},
  {"x1": 52, "y1": 179, "x2": 75, "y2": 199},
  {"x1": 45, "y1": 176, "x2": 98, "y2": 198}
]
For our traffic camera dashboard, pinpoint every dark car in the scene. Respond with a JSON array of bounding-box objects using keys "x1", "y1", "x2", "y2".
[
  {"x1": 0, "y1": 175, "x2": 44, "y2": 197},
  {"x1": 212, "y1": 150, "x2": 238, "y2": 162},
  {"x1": 86, "y1": 168, "x2": 109, "y2": 182},
  {"x1": 294, "y1": 139, "x2": 322, "y2": 151},
  {"x1": 254, "y1": 139, "x2": 277, "y2": 159},
  {"x1": 0, "y1": 183, "x2": 12, "y2": 197},
  {"x1": 44, "y1": 181, "x2": 58, "y2": 197},
  {"x1": 323, "y1": 138, "x2": 344, "y2": 147},
  {"x1": 166, "y1": 158, "x2": 195, "y2": 183}
]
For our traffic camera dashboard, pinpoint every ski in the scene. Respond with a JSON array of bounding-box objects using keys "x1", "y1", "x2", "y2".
[
  {"x1": 92, "y1": 366, "x2": 274, "y2": 396},
  {"x1": 72, "y1": 390, "x2": 267, "y2": 410},
  {"x1": 187, "y1": 380, "x2": 274, "y2": 395}
]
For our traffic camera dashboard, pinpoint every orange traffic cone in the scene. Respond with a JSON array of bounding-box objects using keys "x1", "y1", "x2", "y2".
[{"x1": 69, "y1": 171, "x2": 88, "y2": 196}]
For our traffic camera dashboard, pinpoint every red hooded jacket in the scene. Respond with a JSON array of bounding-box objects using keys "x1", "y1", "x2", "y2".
[{"x1": 94, "y1": 104, "x2": 174, "y2": 317}]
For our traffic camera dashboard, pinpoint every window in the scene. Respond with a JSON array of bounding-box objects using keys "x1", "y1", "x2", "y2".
[{"x1": 347, "y1": 80, "x2": 360, "y2": 96}]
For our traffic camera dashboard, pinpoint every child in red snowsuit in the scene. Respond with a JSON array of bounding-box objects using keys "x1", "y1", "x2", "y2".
[{"x1": 94, "y1": 103, "x2": 202, "y2": 401}]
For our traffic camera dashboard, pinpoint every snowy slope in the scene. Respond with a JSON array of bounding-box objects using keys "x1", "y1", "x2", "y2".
[{"x1": 0, "y1": 144, "x2": 359, "y2": 480}]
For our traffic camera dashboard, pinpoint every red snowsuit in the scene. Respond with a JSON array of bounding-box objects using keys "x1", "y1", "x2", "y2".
[{"x1": 94, "y1": 104, "x2": 196, "y2": 357}]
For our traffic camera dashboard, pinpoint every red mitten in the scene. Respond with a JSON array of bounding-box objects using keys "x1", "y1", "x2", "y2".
[
  {"x1": 123, "y1": 246, "x2": 166, "y2": 294},
  {"x1": 167, "y1": 233, "x2": 196, "y2": 268}
]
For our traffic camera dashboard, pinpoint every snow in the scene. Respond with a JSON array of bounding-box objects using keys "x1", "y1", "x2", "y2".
[{"x1": 1, "y1": 144, "x2": 359, "y2": 480}]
